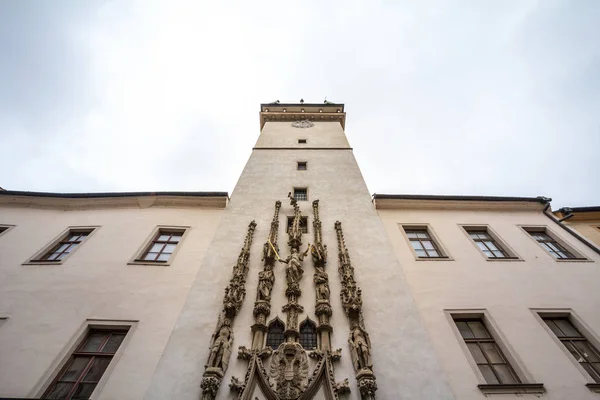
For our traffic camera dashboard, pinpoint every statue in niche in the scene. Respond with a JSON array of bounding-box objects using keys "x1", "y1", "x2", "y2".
[
  {"x1": 349, "y1": 321, "x2": 372, "y2": 371},
  {"x1": 257, "y1": 264, "x2": 275, "y2": 301},
  {"x1": 279, "y1": 245, "x2": 310, "y2": 285},
  {"x1": 206, "y1": 318, "x2": 233, "y2": 371},
  {"x1": 313, "y1": 265, "x2": 330, "y2": 301}
]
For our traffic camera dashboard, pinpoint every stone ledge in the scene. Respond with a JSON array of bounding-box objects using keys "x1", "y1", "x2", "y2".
[{"x1": 477, "y1": 383, "x2": 545, "y2": 395}]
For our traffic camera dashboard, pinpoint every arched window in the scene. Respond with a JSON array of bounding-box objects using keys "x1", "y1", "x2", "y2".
[
  {"x1": 299, "y1": 319, "x2": 317, "y2": 349},
  {"x1": 266, "y1": 319, "x2": 285, "y2": 349}
]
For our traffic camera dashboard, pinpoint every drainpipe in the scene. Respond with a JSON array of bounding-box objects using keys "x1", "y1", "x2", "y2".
[{"x1": 540, "y1": 198, "x2": 600, "y2": 256}]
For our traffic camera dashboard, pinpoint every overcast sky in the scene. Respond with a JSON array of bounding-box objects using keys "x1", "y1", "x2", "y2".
[{"x1": 0, "y1": 1, "x2": 598, "y2": 208}]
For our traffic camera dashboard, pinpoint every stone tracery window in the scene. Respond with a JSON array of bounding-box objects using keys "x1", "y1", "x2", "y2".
[
  {"x1": 266, "y1": 319, "x2": 285, "y2": 349},
  {"x1": 299, "y1": 319, "x2": 317, "y2": 349}
]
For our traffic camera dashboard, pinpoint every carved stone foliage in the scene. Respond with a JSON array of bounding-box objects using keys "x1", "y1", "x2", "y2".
[
  {"x1": 269, "y1": 342, "x2": 309, "y2": 400},
  {"x1": 335, "y1": 221, "x2": 377, "y2": 400},
  {"x1": 253, "y1": 201, "x2": 281, "y2": 346},
  {"x1": 200, "y1": 220, "x2": 257, "y2": 400},
  {"x1": 291, "y1": 120, "x2": 314, "y2": 128}
]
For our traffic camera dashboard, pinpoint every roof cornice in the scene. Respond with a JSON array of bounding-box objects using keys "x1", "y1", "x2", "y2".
[
  {"x1": 259, "y1": 103, "x2": 346, "y2": 130},
  {"x1": 0, "y1": 190, "x2": 229, "y2": 210},
  {"x1": 373, "y1": 193, "x2": 549, "y2": 211}
]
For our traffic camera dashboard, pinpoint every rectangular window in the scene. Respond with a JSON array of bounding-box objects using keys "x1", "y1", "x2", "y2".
[
  {"x1": 140, "y1": 229, "x2": 184, "y2": 262},
  {"x1": 454, "y1": 318, "x2": 521, "y2": 384},
  {"x1": 403, "y1": 227, "x2": 444, "y2": 258},
  {"x1": 287, "y1": 216, "x2": 308, "y2": 234},
  {"x1": 293, "y1": 188, "x2": 308, "y2": 201},
  {"x1": 298, "y1": 139, "x2": 307, "y2": 144},
  {"x1": 465, "y1": 228, "x2": 510, "y2": 259},
  {"x1": 32, "y1": 229, "x2": 94, "y2": 262},
  {"x1": 542, "y1": 317, "x2": 600, "y2": 382},
  {"x1": 297, "y1": 162, "x2": 307, "y2": 170},
  {"x1": 524, "y1": 228, "x2": 580, "y2": 259},
  {"x1": 42, "y1": 328, "x2": 129, "y2": 399}
]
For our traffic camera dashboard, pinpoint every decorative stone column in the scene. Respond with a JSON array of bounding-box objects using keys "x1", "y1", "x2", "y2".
[
  {"x1": 335, "y1": 221, "x2": 377, "y2": 400},
  {"x1": 200, "y1": 220, "x2": 256, "y2": 400}
]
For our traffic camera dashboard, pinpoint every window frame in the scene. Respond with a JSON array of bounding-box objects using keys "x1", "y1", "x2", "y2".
[
  {"x1": 292, "y1": 187, "x2": 308, "y2": 202},
  {"x1": 297, "y1": 161, "x2": 307, "y2": 171},
  {"x1": 128, "y1": 225, "x2": 189, "y2": 266},
  {"x1": 446, "y1": 309, "x2": 544, "y2": 395},
  {"x1": 34, "y1": 319, "x2": 137, "y2": 399},
  {"x1": 266, "y1": 318, "x2": 286, "y2": 350},
  {"x1": 520, "y1": 226, "x2": 588, "y2": 262},
  {"x1": 299, "y1": 318, "x2": 318, "y2": 350},
  {"x1": 533, "y1": 309, "x2": 600, "y2": 392},
  {"x1": 24, "y1": 226, "x2": 99, "y2": 266},
  {"x1": 0, "y1": 224, "x2": 15, "y2": 239},
  {"x1": 400, "y1": 224, "x2": 452, "y2": 261},
  {"x1": 298, "y1": 138, "x2": 307, "y2": 144},
  {"x1": 460, "y1": 225, "x2": 521, "y2": 261}
]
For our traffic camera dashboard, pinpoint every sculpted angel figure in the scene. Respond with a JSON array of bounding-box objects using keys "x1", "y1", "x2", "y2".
[
  {"x1": 349, "y1": 322, "x2": 372, "y2": 371},
  {"x1": 313, "y1": 265, "x2": 330, "y2": 301},
  {"x1": 257, "y1": 264, "x2": 275, "y2": 301},
  {"x1": 278, "y1": 245, "x2": 310, "y2": 285},
  {"x1": 206, "y1": 319, "x2": 233, "y2": 371}
]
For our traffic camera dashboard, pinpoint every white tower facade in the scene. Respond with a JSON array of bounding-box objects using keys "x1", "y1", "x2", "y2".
[{"x1": 144, "y1": 103, "x2": 454, "y2": 400}]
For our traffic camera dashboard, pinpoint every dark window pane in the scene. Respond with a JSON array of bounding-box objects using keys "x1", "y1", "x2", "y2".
[
  {"x1": 573, "y1": 342, "x2": 600, "y2": 362},
  {"x1": 581, "y1": 363, "x2": 600, "y2": 383},
  {"x1": 467, "y1": 343, "x2": 486, "y2": 364},
  {"x1": 555, "y1": 319, "x2": 581, "y2": 337},
  {"x1": 467, "y1": 321, "x2": 490, "y2": 339},
  {"x1": 82, "y1": 358, "x2": 111, "y2": 382},
  {"x1": 478, "y1": 365, "x2": 499, "y2": 384},
  {"x1": 480, "y1": 342, "x2": 504, "y2": 364},
  {"x1": 544, "y1": 320, "x2": 565, "y2": 337},
  {"x1": 102, "y1": 333, "x2": 126, "y2": 353},
  {"x1": 456, "y1": 322, "x2": 473, "y2": 339},
  {"x1": 71, "y1": 382, "x2": 97, "y2": 399},
  {"x1": 493, "y1": 364, "x2": 520, "y2": 384},
  {"x1": 564, "y1": 342, "x2": 585, "y2": 362},
  {"x1": 60, "y1": 357, "x2": 91, "y2": 381},
  {"x1": 80, "y1": 332, "x2": 108, "y2": 352},
  {"x1": 44, "y1": 382, "x2": 74, "y2": 399}
]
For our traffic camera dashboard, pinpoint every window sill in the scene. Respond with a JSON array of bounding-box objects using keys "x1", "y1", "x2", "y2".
[
  {"x1": 128, "y1": 260, "x2": 171, "y2": 267},
  {"x1": 478, "y1": 383, "x2": 545, "y2": 395},
  {"x1": 415, "y1": 256, "x2": 454, "y2": 262},
  {"x1": 586, "y1": 383, "x2": 600, "y2": 393},
  {"x1": 555, "y1": 258, "x2": 593, "y2": 263},
  {"x1": 485, "y1": 257, "x2": 524, "y2": 262},
  {"x1": 22, "y1": 260, "x2": 65, "y2": 266}
]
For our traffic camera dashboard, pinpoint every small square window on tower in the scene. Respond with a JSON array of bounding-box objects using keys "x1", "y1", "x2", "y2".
[
  {"x1": 293, "y1": 188, "x2": 308, "y2": 201},
  {"x1": 287, "y1": 216, "x2": 308, "y2": 234},
  {"x1": 297, "y1": 162, "x2": 307, "y2": 170},
  {"x1": 298, "y1": 139, "x2": 307, "y2": 144}
]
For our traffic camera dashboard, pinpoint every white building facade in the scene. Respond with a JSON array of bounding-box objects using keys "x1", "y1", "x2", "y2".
[{"x1": 0, "y1": 102, "x2": 599, "y2": 400}]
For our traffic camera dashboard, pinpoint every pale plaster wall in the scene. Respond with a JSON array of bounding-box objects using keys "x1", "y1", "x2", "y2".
[
  {"x1": 563, "y1": 220, "x2": 600, "y2": 248},
  {"x1": 0, "y1": 205, "x2": 223, "y2": 399},
  {"x1": 145, "y1": 121, "x2": 454, "y2": 400},
  {"x1": 377, "y1": 206, "x2": 600, "y2": 399}
]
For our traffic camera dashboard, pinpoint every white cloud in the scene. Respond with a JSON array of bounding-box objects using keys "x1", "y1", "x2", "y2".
[{"x1": 0, "y1": 0, "x2": 598, "y2": 207}]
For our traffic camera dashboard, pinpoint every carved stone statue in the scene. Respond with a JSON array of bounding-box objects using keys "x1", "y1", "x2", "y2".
[
  {"x1": 278, "y1": 246, "x2": 310, "y2": 285},
  {"x1": 256, "y1": 265, "x2": 275, "y2": 301},
  {"x1": 207, "y1": 319, "x2": 233, "y2": 371},
  {"x1": 313, "y1": 266, "x2": 330, "y2": 301},
  {"x1": 349, "y1": 323, "x2": 372, "y2": 371}
]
